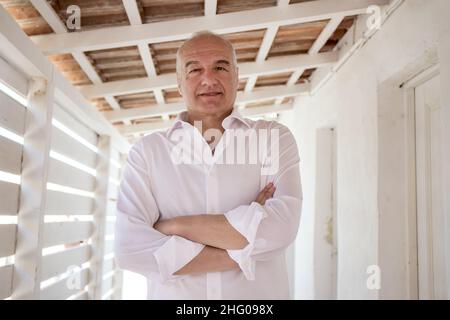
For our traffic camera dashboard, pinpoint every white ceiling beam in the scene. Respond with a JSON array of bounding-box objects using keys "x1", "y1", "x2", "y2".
[
  {"x1": 80, "y1": 73, "x2": 175, "y2": 99},
  {"x1": 29, "y1": 0, "x2": 67, "y2": 34},
  {"x1": 30, "y1": 0, "x2": 130, "y2": 126},
  {"x1": 244, "y1": 76, "x2": 258, "y2": 93},
  {"x1": 122, "y1": 0, "x2": 142, "y2": 25},
  {"x1": 0, "y1": 56, "x2": 29, "y2": 98},
  {"x1": 309, "y1": 15, "x2": 345, "y2": 55},
  {"x1": 274, "y1": 97, "x2": 285, "y2": 105},
  {"x1": 29, "y1": 1, "x2": 105, "y2": 86},
  {"x1": 119, "y1": 119, "x2": 176, "y2": 135},
  {"x1": 241, "y1": 0, "x2": 289, "y2": 109},
  {"x1": 286, "y1": 69, "x2": 306, "y2": 87},
  {"x1": 239, "y1": 24, "x2": 278, "y2": 108},
  {"x1": 0, "y1": 5, "x2": 130, "y2": 152},
  {"x1": 118, "y1": 103, "x2": 294, "y2": 135},
  {"x1": 276, "y1": 0, "x2": 291, "y2": 6},
  {"x1": 153, "y1": 88, "x2": 169, "y2": 120},
  {"x1": 241, "y1": 102, "x2": 293, "y2": 117},
  {"x1": 123, "y1": 0, "x2": 169, "y2": 120},
  {"x1": 284, "y1": 15, "x2": 345, "y2": 88},
  {"x1": 310, "y1": 0, "x2": 402, "y2": 96},
  {"x1": 31, "y1": 0, "x2": 390, "y2": 55},
  {"x1": 204, "y1": 0, "x2": 218, "y2": 17},
  {"x1": 71, "y1": 51, "x2": 102, "y2": 83},
  {"x1": 153, "y1": 89, "x2": 166, "y2": 104},
  {"x1": 138, "y1": 44, "x2": 157, "y2": 76},
  {"x1": 105, "y1": 102, "x2": 185, "y2": 123},
  {"x1": 72, "y1": 48, "x2": 124, "y2": 121},
  {"x1": 72, "y1": 52, "x2": 127, "y2": 122},
  {"x1": 122, "y1": 0, "x2": 162, "y2": 125},
  {"x1": 103, "y1": 84, "x2": 309, "y2": 122},
  {"x1": 79, "y1": 51, "x2": 335, "y2": 99},
  {"x1": 123, "y1": 0, "x2": 157, "y2": 77},
  {"x1": 240, "y1": 25, "x2": 279, "y2": 106},
  {"x1": 255, "y1": 26, "x2": 279, "y2": 63}
]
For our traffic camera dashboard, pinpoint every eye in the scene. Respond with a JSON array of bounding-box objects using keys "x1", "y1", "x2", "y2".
[
  {"x1": 188, "y1": 68, "x2": 201, "y2": 74},
  {"x1": 216, "y1": 66, "x2": 228, "y2": 71}
]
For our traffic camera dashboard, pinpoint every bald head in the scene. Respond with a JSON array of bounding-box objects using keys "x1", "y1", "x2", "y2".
[{"x1": 176, "y1": 31, "x2": 237, "y2": 75}]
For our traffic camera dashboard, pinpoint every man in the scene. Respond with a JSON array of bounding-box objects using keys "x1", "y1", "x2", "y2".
[{"x1": 115, "y1": 31, "x2": 302, "y2": 299}]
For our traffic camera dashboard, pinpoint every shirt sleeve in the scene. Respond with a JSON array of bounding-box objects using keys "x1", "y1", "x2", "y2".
[
  {"x1": 224, "y1": 123, "x2": 302, "y2": 280},
  {"x1": 114, "y1": 139, "x2": 205, "y2": 282}
]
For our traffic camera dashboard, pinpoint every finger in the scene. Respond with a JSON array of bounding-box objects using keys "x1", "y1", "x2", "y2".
[
  {"x1": 265, "y1": 185, "x2": 275, "y2": 193},
  {"x1": 265, "y1": 186, "x2": 276, "y2": 198},
  {"x1": 257, "y1": 185, "x2": 271, "y2": 198}
]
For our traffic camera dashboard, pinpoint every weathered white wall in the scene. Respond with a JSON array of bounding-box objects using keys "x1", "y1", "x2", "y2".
[{"x1": 279, "y1": 0, "x2": 450, "y2": 299}]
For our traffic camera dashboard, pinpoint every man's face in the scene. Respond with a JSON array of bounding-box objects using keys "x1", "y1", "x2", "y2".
[{"x1": 177, "y1": 37, "x2": 239, "y2": 116}]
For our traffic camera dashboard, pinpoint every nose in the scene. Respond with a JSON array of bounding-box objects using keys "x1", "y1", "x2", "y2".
[{"x1": 200, "y1": 68, "x2": 219, "y2": 87}]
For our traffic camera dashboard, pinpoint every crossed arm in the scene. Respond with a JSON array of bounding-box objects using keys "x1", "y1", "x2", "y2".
[{"x1": 154, "y1": 183, "x2": 276, "y2": 275}]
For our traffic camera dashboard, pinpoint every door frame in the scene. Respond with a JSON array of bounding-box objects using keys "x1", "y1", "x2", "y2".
[
  {"x1": 377, "y1": 48, "x2": 440, "y2": 299},
  {"x1": 403, "y1": 65, "x2": 444, "y2": 299}
]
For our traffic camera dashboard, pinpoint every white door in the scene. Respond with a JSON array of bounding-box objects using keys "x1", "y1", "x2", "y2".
[{"x1": 414, "y1": 71, "x2": 445, "y2": 299}]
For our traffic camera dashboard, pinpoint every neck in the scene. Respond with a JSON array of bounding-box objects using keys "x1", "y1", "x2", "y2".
[{"x1": 187, "y1": 108, "x2": 233, "y2": 135}]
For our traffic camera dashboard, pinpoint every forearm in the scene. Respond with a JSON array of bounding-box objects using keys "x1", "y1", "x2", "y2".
[
  {"x1": 178, "y1": 214, "x2": 248, "y2": 250},
  {"x1": 156, "y1": 214, "x2": 248, "y2": 250},
  {"x1": 174, "y1": 245, "x2": 238, "y2": 275}
]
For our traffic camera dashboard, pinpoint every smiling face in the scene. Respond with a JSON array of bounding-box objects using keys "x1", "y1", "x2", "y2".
[{"x1": 176, "y1": 35, "x2": 239, "y2": 117}]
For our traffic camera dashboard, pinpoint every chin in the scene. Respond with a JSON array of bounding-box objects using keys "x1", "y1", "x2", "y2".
[{"x1": 197, "y1": 103, "x2": 226, "y2": 114}]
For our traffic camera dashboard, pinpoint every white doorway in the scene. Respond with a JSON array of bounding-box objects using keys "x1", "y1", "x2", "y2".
[
  {"x1": 410, "y1": 66, "x2": 446, "y2": 299},
  {"x1": 313, "y1": 128, "x2": 338, "y2": 299}
]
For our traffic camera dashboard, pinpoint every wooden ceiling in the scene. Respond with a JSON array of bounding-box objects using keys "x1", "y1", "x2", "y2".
[{"x1": 0, "y1": 0, "x2": 357, "y2": 140}]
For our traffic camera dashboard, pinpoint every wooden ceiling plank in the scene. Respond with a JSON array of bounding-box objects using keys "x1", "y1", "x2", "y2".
[
  {"x1": 29, "y1": 0, "x2": 128, "y2": 120},
  {"x1": 285, "y1": 14, "x2": 345, "y2": 87},
  {"x1": 80, "y1": 51, "x2": 336, "y2": 99},
  {"x1": 29, "y1": 0, "x2": 66, "y2": 34},
  {"x1": 31, "y1": 0, "x2": 390, "y2": 55},
  {"x1": 122, "y1": 0, "x2": 168, "y2": 120}
]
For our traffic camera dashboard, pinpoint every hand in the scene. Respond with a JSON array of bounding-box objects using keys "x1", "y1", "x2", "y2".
[{"x1": 255, "y1": 182, "x2": 275, "y2": 205}]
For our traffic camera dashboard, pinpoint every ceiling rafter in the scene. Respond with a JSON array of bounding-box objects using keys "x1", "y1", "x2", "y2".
[
  {"x1": 30, "y1": 0, "x2": 390, "y2": 55},
  {"x1": 274, "y1": 14, "x2": 346, "y2": 105},
  {"x1": 29, "y1": 0, "x2": 131, "y2": 126},
  {"x1": 122, "y1": 0, "x2": 170, "y2": 122},
  {"x1": 80, "y1": 51, "x2": 337, "y2": 99},
  {"x1": 204, "y1": 0, "x2": 218, "y2": 17},
  {"x1": 103, "y1": 83, "x2": 309, "y2": 122},
  {"x1": 240, "y1": 0, "x2": 291, "y2": 109},
  {"x1": 19, "y1": 0, "x2": 391, "y2": 139},
  {"x1": 118, "y1": 103, "x2": 295, "y2": 135}
]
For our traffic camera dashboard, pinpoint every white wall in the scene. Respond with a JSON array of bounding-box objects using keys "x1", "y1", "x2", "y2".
[{"x1": 279, "y1": 0, "x2": 450, "y2": 299}]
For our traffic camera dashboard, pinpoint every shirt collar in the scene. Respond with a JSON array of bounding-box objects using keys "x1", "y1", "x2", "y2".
[{"x1": 167, "y1": 107, "x2": 250, "y2": 137}]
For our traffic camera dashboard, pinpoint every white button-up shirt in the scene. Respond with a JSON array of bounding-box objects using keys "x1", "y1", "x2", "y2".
[{"x1": 114, "y1": 108, "x2": 302, "y2": 299}]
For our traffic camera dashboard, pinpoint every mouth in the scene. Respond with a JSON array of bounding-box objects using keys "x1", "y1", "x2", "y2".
[{"x1": 197, "y1": 91, "x2": 223, "y2": 97}]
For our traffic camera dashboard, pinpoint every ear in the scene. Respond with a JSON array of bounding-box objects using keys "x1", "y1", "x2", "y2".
[
  {"x1": 176, "y1": 73, "x2": 183, "y2": 97},
  {"x1": 235, "y1": 66, "x2": 239, "y2": 89}
]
